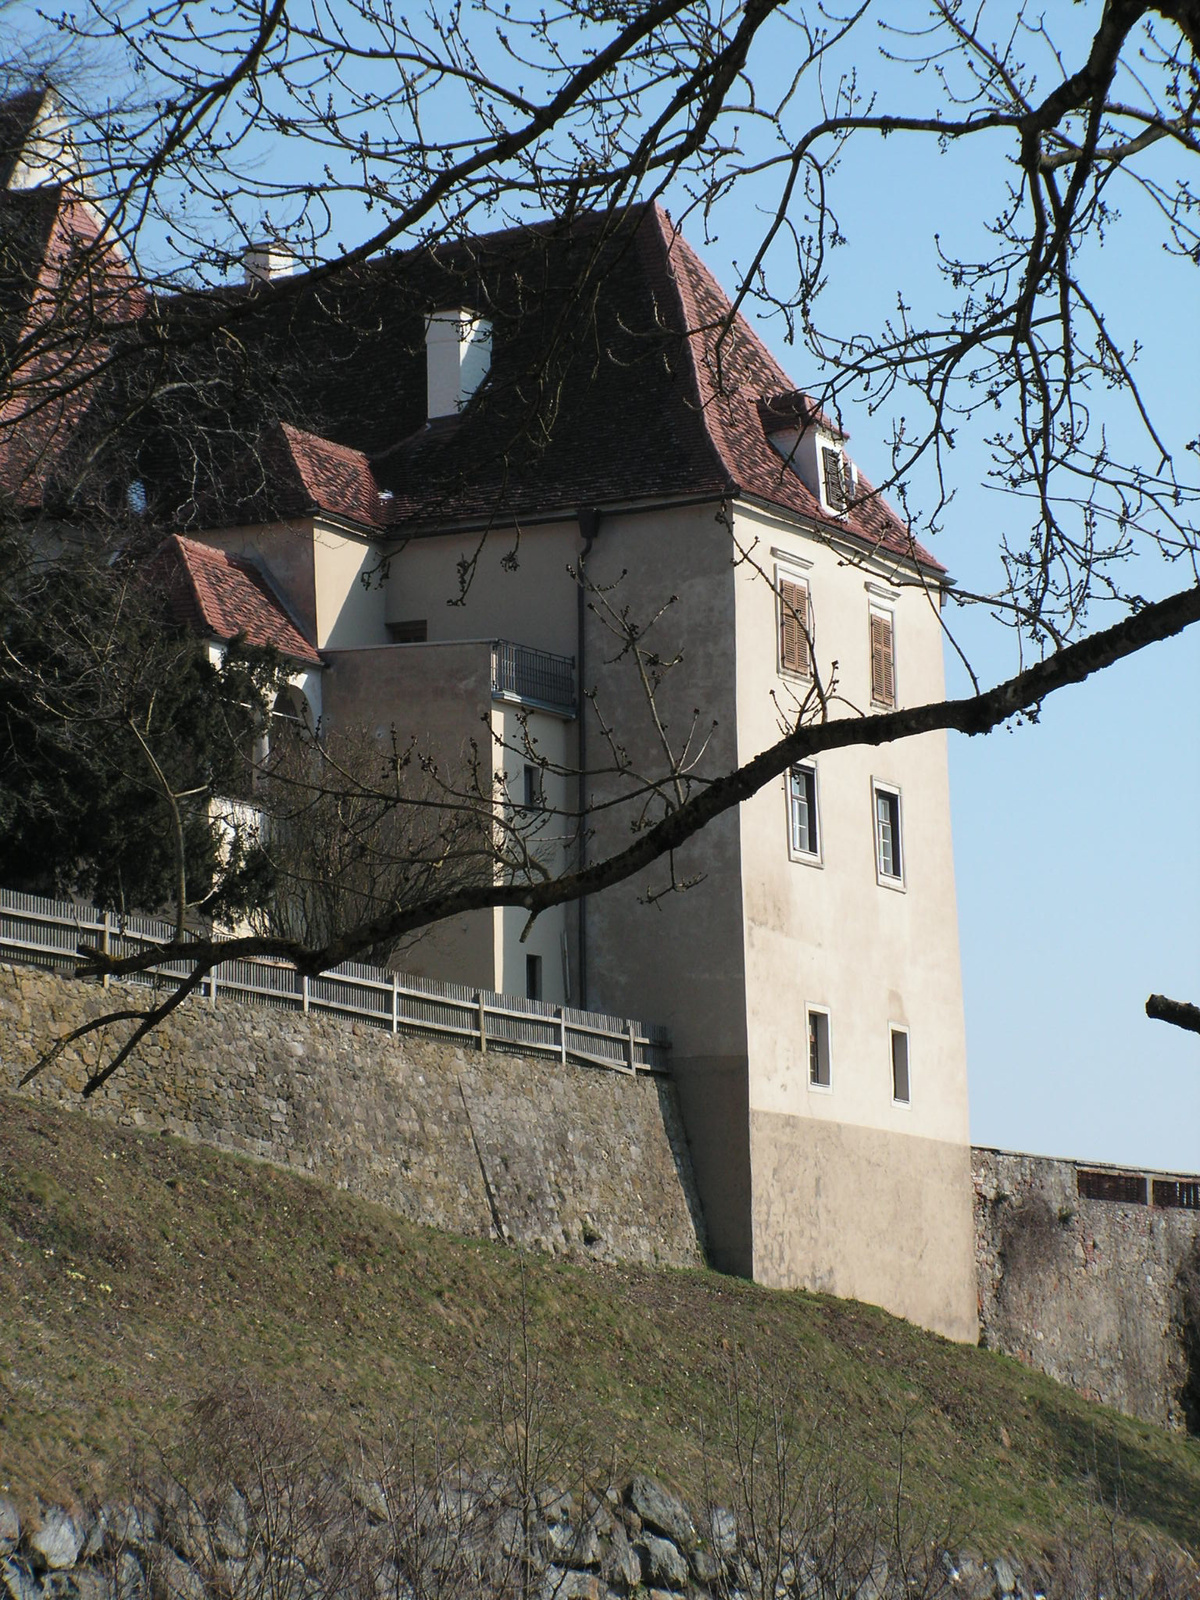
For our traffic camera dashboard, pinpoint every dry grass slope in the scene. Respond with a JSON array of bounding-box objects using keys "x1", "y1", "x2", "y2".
[{"x1": 1, "y1": 1095, "x2": 1198, "y2": 1559}]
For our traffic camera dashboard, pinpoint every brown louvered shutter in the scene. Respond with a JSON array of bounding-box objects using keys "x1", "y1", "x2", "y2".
[
  {"x1": 870, "y1": 611, "x2": 895, "y2": 706},
  {"x1": 821, "y1": 446, "x2": 847, "y2": 511},
  {"x1": 780, "y1": 579, "x2": 810, "y2": 676}
]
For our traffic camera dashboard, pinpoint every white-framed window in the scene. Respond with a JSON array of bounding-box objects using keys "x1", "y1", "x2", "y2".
[
  {"x1": 808, "y1": 1006, "x2": 832, "y2": 1090},
  {"x1": 869, "y1": 606, "x2": 896, "y2": 708},
  {"x1": 873, "y1": 781, "x2": 904, "y2": 887},
  {"x1": 787, "y1": 763, "x2": 821, "y2": 863},
  {"x1": 890, "y1": 1025, "x2": 911, "y2": 1105},
  {"x1": 776, "y1": 570, "x2": 812, "y2": 678}
]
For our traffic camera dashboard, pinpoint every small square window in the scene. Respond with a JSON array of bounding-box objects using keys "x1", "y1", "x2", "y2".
[
  {"x1": 808, "y1": 1008, "x2": 831, "y2": 1089},
  {"x1": 874, "y1": 784, "x2": 903, "y2": 884},
  {"x1": 891, "y1": 1028, "x2": 910, "y2": 1104},
  {"x1": 525, "y1": 954, "x2": 543, "y2": 1001},
  {"x1": 387, "y1": 619, "x2": 428, "y2": 643},
  {"x1": 788, "y1": 764, "x2": 820, "y2": 860}
]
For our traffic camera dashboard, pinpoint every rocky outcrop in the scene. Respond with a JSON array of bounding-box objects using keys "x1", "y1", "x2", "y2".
[{"x1": 0, "y1": 1480, "x2": 1092, "y2": 1600}]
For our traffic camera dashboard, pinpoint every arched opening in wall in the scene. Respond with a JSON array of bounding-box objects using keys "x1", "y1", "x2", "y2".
[{"x1": 1174, "y1": 1242, "x2": 1200, "y2": 1435}]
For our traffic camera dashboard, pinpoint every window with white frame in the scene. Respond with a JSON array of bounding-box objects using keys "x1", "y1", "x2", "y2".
[
  {"x1": 808, "y1": 1007, "x2": 832, "y2": 1089},
  {"x1": 873, "y1": 782, "x2": 903, "y2": 884},
  {"x1": 777, "y1": 574, "x2": 811, "y2": 678},
  {"x1": 890, "y1": 1026, "x2": 911, "y2": 1104},
  {"x1": 869, "y1": 607, "x2": 896, "y2": 708},
  {"x1": 787, "y1": 764, "x2": 820, "y2": 861}
]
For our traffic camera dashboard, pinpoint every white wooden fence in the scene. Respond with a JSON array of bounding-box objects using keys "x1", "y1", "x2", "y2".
[{"x1": 0, "y1": 888, "x2": 670, "y2": 1076}]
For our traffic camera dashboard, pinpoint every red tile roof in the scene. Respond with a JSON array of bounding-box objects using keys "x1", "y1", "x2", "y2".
[
  {"x1": 271, "y1": 422, "x2": 385, "y2": 526},
  {"x1": 0, "y1": 184, "x2": 145, "y2": 508},
  {"x1": 154, "y1": 534, "x2": 321, "y2": 664},
  {"x1": 655, "y1": 210, "x2": 938, "y2": 569}
]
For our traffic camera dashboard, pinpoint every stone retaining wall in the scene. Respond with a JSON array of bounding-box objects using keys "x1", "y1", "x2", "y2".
[
  {"x1": 0, "y1": 963, "x2": 705, "y2": 1270},
  {"x1": 973, "y1": 1147, "x2": 1200, "y2": 1432}
]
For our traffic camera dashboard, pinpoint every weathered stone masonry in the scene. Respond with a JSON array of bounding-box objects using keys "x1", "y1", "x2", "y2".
[
  {"x1": 974, "y1": 1147, "x2": 1200, "y2": 1432},
  {"x1": 0, "y1": 963, "x2": 705, "y2": 1270}
]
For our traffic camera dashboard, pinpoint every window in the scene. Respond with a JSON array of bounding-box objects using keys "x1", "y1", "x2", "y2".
[
  {"x1": 890, "y1": 1027, "x2": 910, "y2": 1104},
  {"x1": 787, "y1": 764, "x2": 820, "y2": 860},
  {"x1": 522, "y1": 764, "x2": 545, "y2": 813},
  {"x1": 387, "y1": 619, "x2": 428, "y2": 643},
  {"x1": 525, "y1": 954, "x2": 543, "y2": 1002},
  {"x1": 873, "y1": 783, "x2": 903, "y2": 884},
  {"x1": 778, "y1": 576, "x2": 811, "y2": 677},
  {"x1": 870, "y1": 608, "x2": 895, "y2": 708},
  {"x1": 808, "y1": 1008, "x2": 831, "y2": 1089},
  {"x1": 821, "y1": 445, "x2": 847, "y2": 512}
]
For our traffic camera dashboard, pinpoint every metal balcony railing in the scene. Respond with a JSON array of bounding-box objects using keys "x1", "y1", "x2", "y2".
[{"x1": 491, "y1": 640, "x2": 576, "y2": 715}]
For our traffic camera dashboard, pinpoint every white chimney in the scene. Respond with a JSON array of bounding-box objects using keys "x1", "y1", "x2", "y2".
[
  {"x1": 425, "y1": 308, "x2": 492, "y2": 420},
  {"x1": 243, "y1": 241, "x2": 296, "y2": 284}
]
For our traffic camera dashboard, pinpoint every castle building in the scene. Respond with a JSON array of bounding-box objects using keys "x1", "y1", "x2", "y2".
[{"x1": 2, "y1": 90, "x2": 977, "y2": 1340}]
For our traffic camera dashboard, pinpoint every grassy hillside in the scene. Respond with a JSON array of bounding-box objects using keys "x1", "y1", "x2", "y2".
[{"x1": 2, "y1": 1095, "x2": 1198, "y2": 1558}]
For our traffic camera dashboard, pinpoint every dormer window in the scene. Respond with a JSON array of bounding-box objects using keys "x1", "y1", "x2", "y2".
[
  {"x1": 821, "y1": 446, "x2": 848, "y2": 513},
  {"x1": 760, "y1": 392, "x2": 855, "y2": 518}
]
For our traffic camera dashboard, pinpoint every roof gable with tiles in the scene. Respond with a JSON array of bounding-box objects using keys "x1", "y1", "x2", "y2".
[{"x1": 154, "y1": 534, "x2": 321, "y2": 664}]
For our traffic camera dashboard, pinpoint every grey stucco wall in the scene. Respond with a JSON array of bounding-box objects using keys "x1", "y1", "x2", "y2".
[
  {"x1": 973, "y1": 1147, "x2": 1200, "y2": 1432},
  {"x1": 0, "y1": 964, "x2": 705, "y2": 1271}
]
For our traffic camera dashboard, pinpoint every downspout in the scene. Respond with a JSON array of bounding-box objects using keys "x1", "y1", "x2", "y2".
[{"x1": 575, "y1": 505, "x2": 601, "y2": 1008}]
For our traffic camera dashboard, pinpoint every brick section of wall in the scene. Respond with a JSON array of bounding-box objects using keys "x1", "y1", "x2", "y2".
[
  {"x1": 0, "y1": 964, "x2": 706, "y2": 1270},
  {"x1": 973, "y1": 1147, "x2": 1200, "y2": 1432}
]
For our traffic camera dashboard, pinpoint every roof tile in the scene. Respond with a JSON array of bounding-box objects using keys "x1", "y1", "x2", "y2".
[{"x1": 155, "y1": 534, "x2": 322, "y2": 664}]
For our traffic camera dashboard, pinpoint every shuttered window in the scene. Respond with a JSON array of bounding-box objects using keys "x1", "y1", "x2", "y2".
[
  {"x1": 870, "y1": 609, "x2": 895, "y2": 706},
  {"x1": 779, "y1": 578, "x2": 810, "y2": 676},
  {"x1": 821, "y1": 446, "x2": 847, "y2": 511}
]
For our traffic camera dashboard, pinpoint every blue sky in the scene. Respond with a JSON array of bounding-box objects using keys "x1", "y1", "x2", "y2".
[{"x1": 11, "y1": 1, "x2": 1199, "y2": 1170}]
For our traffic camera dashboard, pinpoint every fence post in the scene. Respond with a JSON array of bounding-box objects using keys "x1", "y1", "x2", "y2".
[
  {"x1": 210, "y1": 966, "x2": 218, "y2": 1007},
  {"x1": 626, "y1": 1019, "x2": 637, "y2": 1073},
  {"x1": 477, "y1": 993, "x2": 488, "y2": 1054},
  {"x1": 392, "y1": 973, "x2": 399, "y2": 1034},
  {"x1": 556, "y1": 1006, "x2": 567, "y2": 1064},
  {"x1": 101, "y1": 910, "x2": 111, "y2": 990},
  {"x1": 302, "y1": 974, "x2": 310, "y2": 1014}
]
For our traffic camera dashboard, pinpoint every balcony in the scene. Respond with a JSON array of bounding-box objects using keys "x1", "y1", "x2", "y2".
[{"x1": 491, "y1": 640, "x2": 576, "y2": 717}]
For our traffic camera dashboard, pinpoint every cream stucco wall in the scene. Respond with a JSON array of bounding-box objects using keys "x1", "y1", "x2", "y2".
[
  {"x1": 581, "y1": 502, "x2": 753, "y2": 1275},
  {"x1": 200, "y1": 519, "x2": 388, "y2": 651},
  {"x1": 731, "y1": 501, "x2": 976, "y2": 1340},
  {"x1": 385, "y1": 520, "x2": 579, "y2": 657},
  {"x1": 321, "y1": 640, "x2": 497, "y2": 990},
  {"x1": 491, "y1": 700, "x2": 573, "y2": 1005},
  {"x1": 232, "y1": 493, "x2": 977, "y2": 1338}
]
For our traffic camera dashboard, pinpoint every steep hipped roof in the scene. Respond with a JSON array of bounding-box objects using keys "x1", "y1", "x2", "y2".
[
  {"x1": 206, "y1": 421, "x2": 387, "y2": 530},
  {"x1": 0, "y1": 183, "x2": 144, "y2": 508},
  {"x1": 174, "y1": 205, "x2": 939, "y2": 572},
  {"x1": 155, "y1": 534, "x2": 321, "y2": 664}
]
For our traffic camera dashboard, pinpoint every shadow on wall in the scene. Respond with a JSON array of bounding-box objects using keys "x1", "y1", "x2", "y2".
[
  {"x1": 1175, "y1": 1241, "x2": 1200, "y2": 1435},
  {"x1": 655, "y1": 1075, "x2": 710, "y2": 1262}
]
